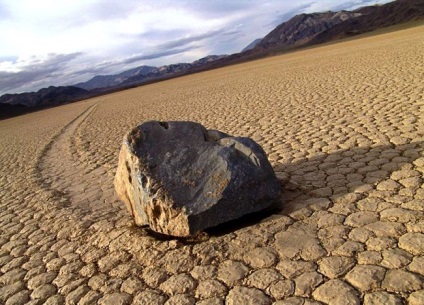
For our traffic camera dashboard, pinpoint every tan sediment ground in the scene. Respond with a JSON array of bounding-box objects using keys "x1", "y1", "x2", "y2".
[{"x1": 1, "y1": 24, "x2": 424, "y2": 304}]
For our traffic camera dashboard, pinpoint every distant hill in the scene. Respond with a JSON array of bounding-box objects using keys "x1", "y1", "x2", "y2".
[
  {"x1": 2, "y1": 0, "x2": 424, "y2": 120},
  {"x1": 0, "y1": 86, "x2": 91, "y2": 119},
  {"x1": 242, "y1": 39, "x2": 262, "y2": 52},
  {"x1": 307, "y1": 0, "x2": 424, "y2": 45},
  {"x1": 253, "y1": 0, "x2": 424, "y2": 52},
  {"x1": 0, "y1": 103, "x2": 31, "y2": 120},
  {"x1": 119, "y1": 55, "x2": 228, "y2": 88},
  {"x1": 75, "y1": 65, "x2": 157, "y2": 90},
  {"x1": 256, "y1": 11, "x2": 361, "y2": 49},
  {"x1": 74, "y1": 55, "x2": 228, "y2": 90},
  {"x1": 0, "y1": 86, "x2": 89, "y2": 108}
]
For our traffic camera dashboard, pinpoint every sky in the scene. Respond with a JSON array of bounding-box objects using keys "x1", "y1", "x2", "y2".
[{"x1": 0, "y1": 0, "x2": 392, "y2": 95}]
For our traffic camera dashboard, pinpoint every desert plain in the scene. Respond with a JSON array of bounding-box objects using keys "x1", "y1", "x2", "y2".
[{"x1": 1, "y1": 24, "x2": 424, "y2": 305}]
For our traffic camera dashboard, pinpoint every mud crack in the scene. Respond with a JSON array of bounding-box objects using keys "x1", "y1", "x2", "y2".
[{"x1": 34, "y1": 103, "x2": 123, "y2": 221}]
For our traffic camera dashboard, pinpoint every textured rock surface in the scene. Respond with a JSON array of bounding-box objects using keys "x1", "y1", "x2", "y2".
[{"x1": 114, "y1": 121, "x2": 280, "y2": 236}]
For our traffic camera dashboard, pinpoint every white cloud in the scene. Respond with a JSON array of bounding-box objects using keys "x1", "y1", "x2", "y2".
[{"x1": 0, "y1": 53, "x2": 84, "y2": 93}]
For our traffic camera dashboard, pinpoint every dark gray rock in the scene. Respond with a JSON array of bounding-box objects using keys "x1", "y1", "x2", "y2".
[{"x1": 114, "y1": 121, "x2": 281, "y2": 236}]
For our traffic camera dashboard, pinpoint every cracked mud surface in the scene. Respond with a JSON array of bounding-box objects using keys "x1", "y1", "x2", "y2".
[{"x1": 1, "y1": 25, "x2": 424, "y2": 304}]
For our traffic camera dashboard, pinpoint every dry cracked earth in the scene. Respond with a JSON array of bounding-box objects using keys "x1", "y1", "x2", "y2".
[{"x1": 1, "y1": 25, "x2": 424, "y2": 305}]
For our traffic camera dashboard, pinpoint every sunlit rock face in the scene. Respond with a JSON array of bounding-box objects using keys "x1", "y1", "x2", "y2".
[{"x1": 114, "y1": 121, "x2": 281, "y2": 237}]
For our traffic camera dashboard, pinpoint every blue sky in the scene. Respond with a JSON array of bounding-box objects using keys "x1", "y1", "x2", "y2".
[{"x1": 0, "y1": 0, "x2": 391, "y2": 95}]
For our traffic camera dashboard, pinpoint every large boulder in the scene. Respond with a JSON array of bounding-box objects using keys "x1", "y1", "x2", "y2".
[{"x1": 114, "y1": 121, "x2": 281, "y2": 236}]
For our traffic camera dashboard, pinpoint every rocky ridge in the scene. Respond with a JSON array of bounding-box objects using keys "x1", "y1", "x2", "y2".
[
  {"x1": 74, "y1": 66, "x2": 157, "y2": 91},
  {"x1": 253, "y1": 0, "x2": 424, "y2": 52},
  {"x1": 0, "y1": 86, "x2": 89, "y2": 108},
  {"x1": 256, "y1": 11, "x2": 362, "y2": 50}
]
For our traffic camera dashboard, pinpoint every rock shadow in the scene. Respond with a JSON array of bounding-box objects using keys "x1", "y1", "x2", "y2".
[{"x1": 207, "y1": 141, "x2": 423, "y2": 236}]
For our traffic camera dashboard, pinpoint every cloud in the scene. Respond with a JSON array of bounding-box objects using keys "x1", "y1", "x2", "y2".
[
  {"x1": 0, "y1": 45, "x2": 204, "y2": 95},
  {"x1": 177, "y1": 1, "x2": 258, "y2": 19},
  {"x1": 267, "y1": 3, "x2": 315, "y2": 28},
  {"x1": 302, "y1": 0, "x2": 388, "y2": 13},
  {"x1": 0, "y1": 53, "x2": 84, "y2": 94},
  {"x1": 123, "y1": 46, "x2": 200, "y2": 64},
  {"x1": 0, "y1": 1, "x2": 11, "y2": 19},
  {"x1": 86, "y1": 0, "x2": 141, "y2": 21},
  {"x1": 158, "y1": 29, "x2": 224, "y2": 49}
]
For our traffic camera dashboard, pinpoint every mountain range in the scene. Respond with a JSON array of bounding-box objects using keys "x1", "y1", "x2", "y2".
[
  {"x1": 88, "y1": 55, "x2": 229, "y2": 91},
  {"x1": 75, "y1": 65, "x2": 157, "y2": 91},
  {"x1": 1, "y1": 0, "x2": 424, "y2": 119},
  {"x1": 253, "y1": 0, "x2": 424, "y2": 52}
]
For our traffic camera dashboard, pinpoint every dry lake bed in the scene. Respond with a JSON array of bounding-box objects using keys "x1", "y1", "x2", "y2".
[{"x1": 1, "y1": 24, "x2": 424, "y2": 304}]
